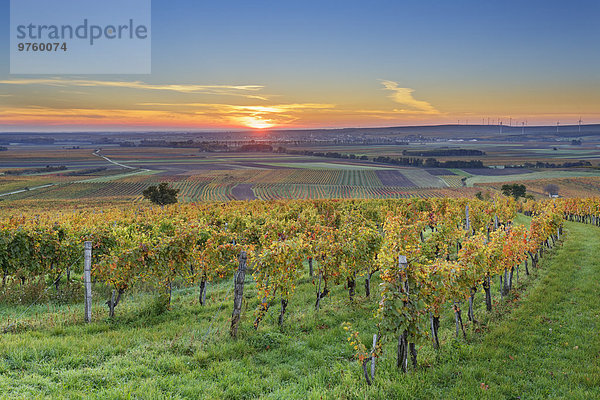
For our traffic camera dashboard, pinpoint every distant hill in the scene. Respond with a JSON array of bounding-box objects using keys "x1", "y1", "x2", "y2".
[
  {"x1": 2, "y1": 124, "x2": 600, "y2": 142},
  {"x1": 268, "y1": 124, "x2": 600, "y2": 139}
]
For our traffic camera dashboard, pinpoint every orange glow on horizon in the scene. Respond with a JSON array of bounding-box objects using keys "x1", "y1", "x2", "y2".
[
  {"x1": 1, "y1": 106, "x2": 599, "y2": 131},
  {"x1": 1, "y1": 78, "x2": 599, "y2": 131},
  {"x1": 234, "y1": 116, "x2": 276, "y2": 129}
]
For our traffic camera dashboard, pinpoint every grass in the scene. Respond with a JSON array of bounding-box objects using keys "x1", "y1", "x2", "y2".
[
  {"x1": 0, "y1": 178, "x2": 56, "y2": 195},
  {"x1": 416, "y1": 218, "x2": 600, "y2": 399},
  {"x1": 398, "y1": 169, "x2": 447, "y2": 188},
  {"x1": 76, "y1": 169, "x2": 159, "y2": 183},
  {"x1": 450, "y1": 168, "x2": 473, "y2": 178},
  {"x1": 263, "y1": 162, "x2": 393, "y2": 170},
  {"x1": 0, "y1": 219, "x2": 599, "y2": 399}
]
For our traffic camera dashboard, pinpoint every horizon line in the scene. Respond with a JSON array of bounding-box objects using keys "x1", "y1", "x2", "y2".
[{"x1": 1, "y1": 122, "x2": 599, "y2": 135}]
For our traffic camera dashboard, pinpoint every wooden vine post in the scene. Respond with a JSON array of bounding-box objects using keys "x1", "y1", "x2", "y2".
[
  {"x1": 370, "y1": 334, "x2": 377, "y2": 381},
  {"x1": 363, "y1": 333, "x2": 378, "y2": 385},
  {"x1": 397, "y1": 254, "x2": 409, "y2": 373},
  {"x1": 465, "y1": 204, "x2": 470, "y2": 233},
  {"x1": 84, "y1": 241, "x2": 92, "y2": 323},
  {"x1": 230, "y1": 251, "x2": 247, "y2": 338}
]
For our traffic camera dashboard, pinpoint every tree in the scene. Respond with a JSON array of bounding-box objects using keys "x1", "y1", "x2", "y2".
[
  {"x1": 544, "y1": 184, "x2": 559, "y2": 197},
  {"x1": 501, "y1": 184, "x2": 526, "y2": 200},
  {"x1": 143, "y1": 183, "x2": 179, "y2": 205}
]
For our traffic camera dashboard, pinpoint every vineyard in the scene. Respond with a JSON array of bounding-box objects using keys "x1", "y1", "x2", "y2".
[
  {"x1": 1, "y1": 197, "x2": 600, "y2": 397},
  {"x1": 439, "y1": 175, "x2": 465, "y2": 188},
  {"x1": 479, "y1": 176, "x2": 600, "y2": 198},
  {"x1": 5, "y1": 179, "x2": 480, "y2": 203},
  {"x1": 7, "y1": 155, "x2": 600, "y2": 205}
]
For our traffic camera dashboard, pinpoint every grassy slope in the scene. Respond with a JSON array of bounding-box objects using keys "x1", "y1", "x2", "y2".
[
  {"x1": 0, "y1": 220, "x2": 599, "y2": 399},
  {"x1": 412, "y1": 219, "x2": 600, "y2": 399}
]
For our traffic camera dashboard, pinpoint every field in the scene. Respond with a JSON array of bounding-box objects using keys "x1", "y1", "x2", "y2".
[
  {"x1": 478, "y1": 176, "x2": 600, "y2": 198},
  {"x1": 289, "y1": 138, "x2": 600, "y2": 166},
  {"x1": 3, "y1": 139, "x2": 600, "y2": 204},
  {"x1": 465, "y1": 170, "x2": 600, "y2": 186},
  {"x1": 1, "y1": 147, "x2": 454, "y2": 202}
]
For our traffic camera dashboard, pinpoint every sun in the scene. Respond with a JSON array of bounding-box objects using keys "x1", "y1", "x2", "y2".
[{"x1": 237, "y1": 116, "x2": 275, "y2": 129}]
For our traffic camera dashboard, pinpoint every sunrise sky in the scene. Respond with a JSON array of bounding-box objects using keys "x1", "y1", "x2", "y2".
[{"x1": 1, "y1": 0, "x2": 599, "y2": 131}]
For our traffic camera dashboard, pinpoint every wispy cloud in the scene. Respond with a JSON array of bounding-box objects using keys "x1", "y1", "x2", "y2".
[
  {"x1": 0, "y1": 102, "x2": 337, "y2": 129},
  {"x1": 0, "y1": 78, "x2": 268, "y2": 100},
  {"x1": 0, "y1": 78, "x2": 446, "y2": 128},
  {"x1": 138, "y1": 102, "x2": 334, "y2": 112},
  {"x1": 138, "y1": 102, "x2": 336, "y2": 128},
  {"x1": 0, "y1": 106, "x2": 203, "y2": 127},
  {"x1": 380, "y1": 80, "x2": 439, "y2": 114}
]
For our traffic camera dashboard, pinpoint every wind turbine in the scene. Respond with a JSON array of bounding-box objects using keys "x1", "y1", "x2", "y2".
[
  {"x1": 579, "y1": 117, "x2": 583, "y2": 134},
  {"x1": 522, "y1": 121, "x2": 525, "y2": 135},
  {"x1": 556, "y1": 121, "x2": 560, "y2": 135}
]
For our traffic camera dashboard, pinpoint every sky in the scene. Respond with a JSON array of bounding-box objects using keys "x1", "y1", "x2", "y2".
[{"x1": 0, "y1": 0, "x2": 599, "y2": 131}]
